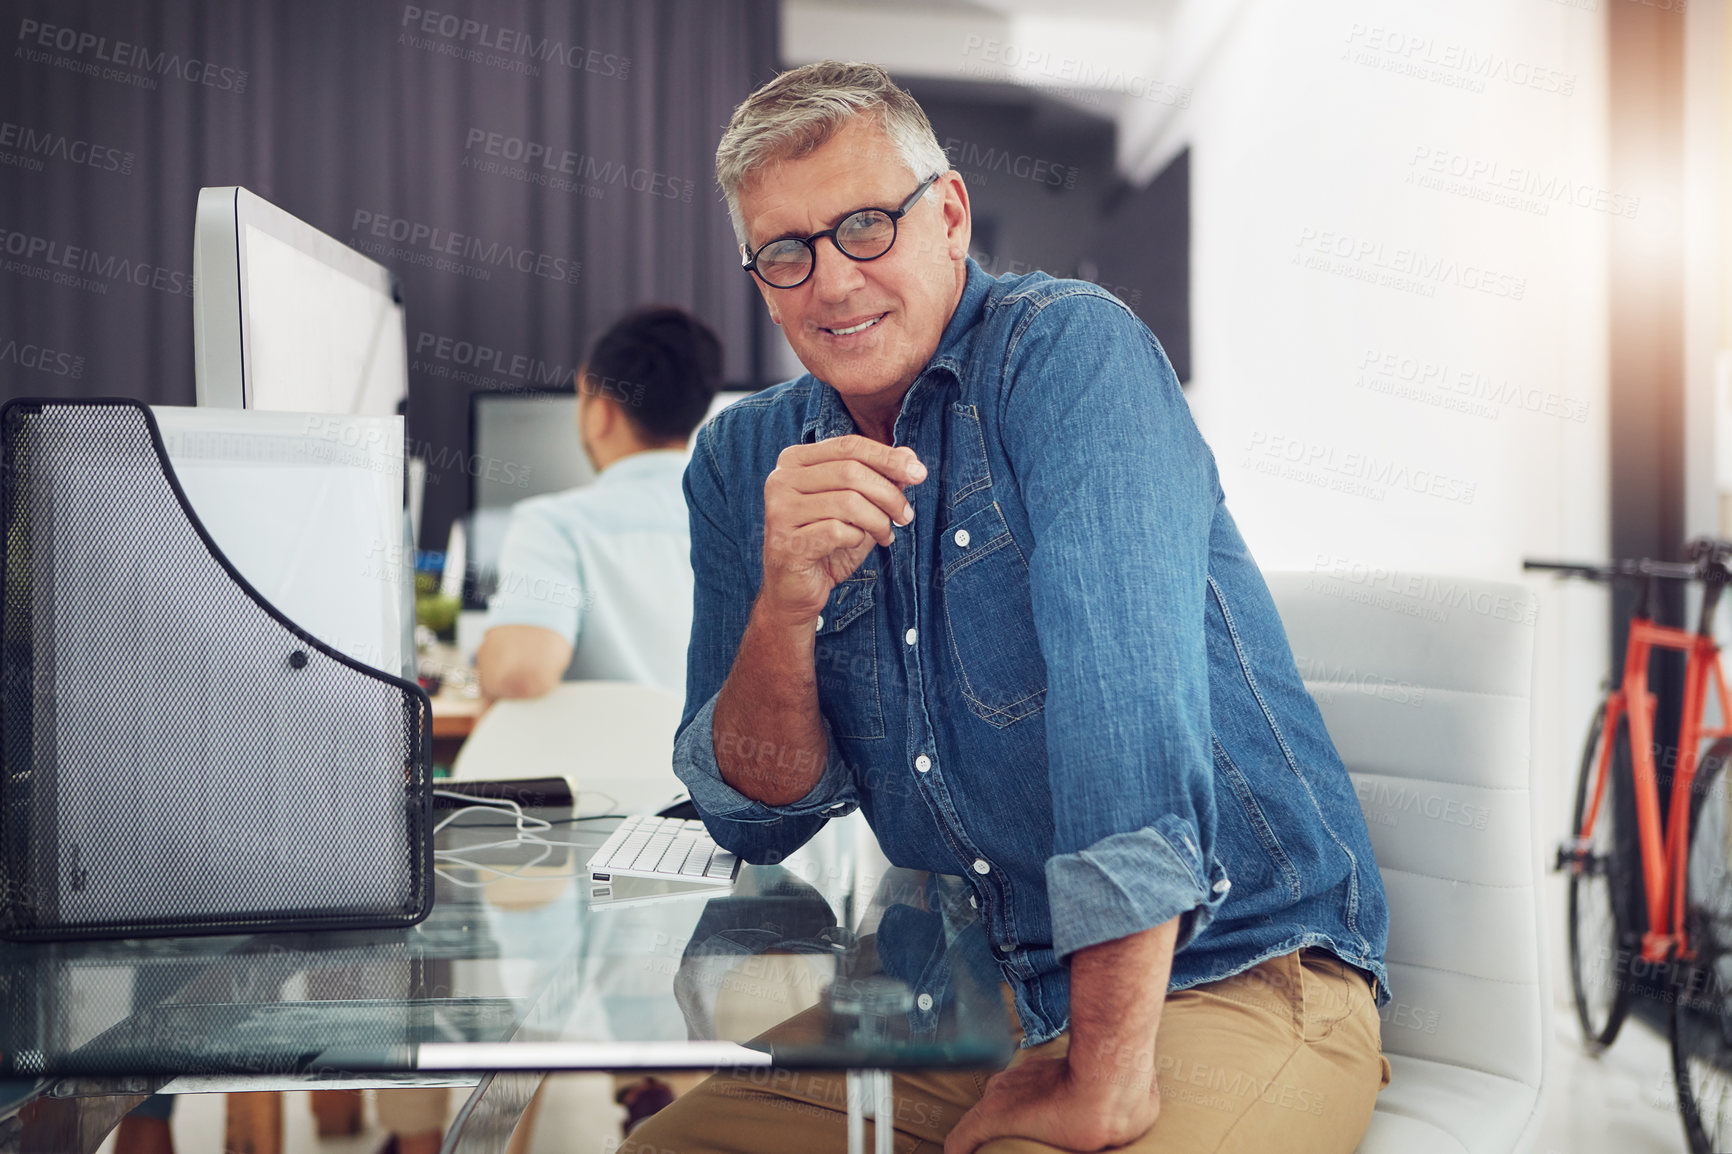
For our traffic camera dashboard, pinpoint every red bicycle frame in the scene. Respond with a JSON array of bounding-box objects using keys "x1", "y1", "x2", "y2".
[{"x1": 1582, "y1": 617, "x2": 1732, "y2": 962}]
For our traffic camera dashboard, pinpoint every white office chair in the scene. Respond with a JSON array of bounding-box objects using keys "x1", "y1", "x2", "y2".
[
  {"x1": 1266, "y1": 572, "x2": 1550, "y2": 1154},
  {"x1": 451, "y1": 680, "x2": 686, "y2": 815}
]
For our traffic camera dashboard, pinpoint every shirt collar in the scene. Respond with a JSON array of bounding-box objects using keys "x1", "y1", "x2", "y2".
[
  {"x1": 929, "y1": 255, "x2": 993, "y2": 377},
  {"x1": 592, "y1": 447, "x2": 688, "y2": 484},
  {"x1": 799, "y1": 257, "x2": 994, "y2": 443}
]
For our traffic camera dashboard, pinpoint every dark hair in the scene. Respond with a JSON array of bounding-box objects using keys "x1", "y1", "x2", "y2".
[{"x1": 581, "y1": 306, "x2": 723, "y2": 442}]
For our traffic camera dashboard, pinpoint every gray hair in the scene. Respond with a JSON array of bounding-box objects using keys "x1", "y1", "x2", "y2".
[{"x1": 716, "y1": 61, "x2": 951, "y2": 245}]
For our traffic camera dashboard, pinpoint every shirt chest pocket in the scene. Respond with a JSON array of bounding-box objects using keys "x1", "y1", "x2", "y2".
[
  {"x1": 939, "y1": 501, "x2": 1047, "y2": 727},
  {"x1": 814, "y1": 570, "x2": 885, "y2": 740}
]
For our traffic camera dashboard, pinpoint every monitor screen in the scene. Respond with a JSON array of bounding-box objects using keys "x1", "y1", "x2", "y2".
[
  {"x1": 193, "y1": 186, "x2": 408, "y2": 417},
  {"x1": 470, "y1": 389, "x2": 593, "y2": 514}
]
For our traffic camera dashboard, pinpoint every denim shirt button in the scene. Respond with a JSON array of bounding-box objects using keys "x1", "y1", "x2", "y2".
[
  {"x1": 814, "y1": 615, "x2": 824, "y2": 631},
  {"x1": 1213, "y1": 878, "x2": 1232, "y2": 894},
  {"x1": 916, "y1": 993, "x2": 934, "y2": 1012},
  {"x1": 972, "y1": 859, "x2": 990, "y2": 875},
  {"x1": 953, "y1": 529, "x2": 970, "y2": 547},
  {"x1": 969, "y1": 894, "x2": 978, "y2": 909},
  {"x1": 904, "y1": 627, "x2": 918, "y2": 645},
  {"x1": 914, "y1": 755, "x2": 932, "y2": 773}
]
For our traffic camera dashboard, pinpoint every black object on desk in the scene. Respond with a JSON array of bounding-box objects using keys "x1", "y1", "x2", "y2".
[
  {"x1": 0, "y1": 398, "x2": 434, "y2": 941},
  {"x1": 433, "y1": 777, "x2": 575, "y2": 810}
]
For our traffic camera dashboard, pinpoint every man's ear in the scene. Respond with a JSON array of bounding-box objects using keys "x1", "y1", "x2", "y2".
[
  {"x1": 940, "y1": 171, "x2": 972, "y2": 261},
  {"x1": 590, "y1": 392, "x2": 619, "y2": 439}
]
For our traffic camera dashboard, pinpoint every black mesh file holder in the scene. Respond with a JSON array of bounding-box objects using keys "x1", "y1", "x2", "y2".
[{"x1": 0, "y1": 399, "x2": 433, "y2": 941}]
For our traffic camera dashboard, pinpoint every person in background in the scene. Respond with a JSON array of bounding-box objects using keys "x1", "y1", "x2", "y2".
[{"x1": 476, "y1": 305, "x2": 723, "y2": 702}]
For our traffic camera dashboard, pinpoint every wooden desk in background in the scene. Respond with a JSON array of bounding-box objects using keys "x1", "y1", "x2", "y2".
[{"x1": 430, "y1": 692, "x2": 484, "y2": 766}]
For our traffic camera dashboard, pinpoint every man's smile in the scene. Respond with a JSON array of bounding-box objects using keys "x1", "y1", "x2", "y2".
[{"x1": 818, "y1": 312, "x2": 887, "y2": 337}]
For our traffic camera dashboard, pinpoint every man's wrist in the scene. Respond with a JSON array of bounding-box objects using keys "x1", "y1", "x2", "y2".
[
  {"x1": 749, "y1": 588, "x2": 824, "y2": 641},
  {"x1": 1062, "y1": 1050, "x2": 1161, "y2": 1147},
  {"x1": 1060, "y1": 920, "x2": 1179, "y2": 1108},
  {"x1": 1066, "y1": 1034, "x2": 1157, "y2": 1100},
  {"x1": 711, "y1": 592, "x2": 830, "y2": 808}
]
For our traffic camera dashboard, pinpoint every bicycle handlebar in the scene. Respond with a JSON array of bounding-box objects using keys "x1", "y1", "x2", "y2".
[
  {"x1": 1526, "y1": 539, "x2": 1732, "y2": 633},
  {"x1": 1523, "y1": 557, "x2": 1707, "y2": 583},
  {"x1": 1523, "y1": 538, "x2": 1732, "y2": 584}
]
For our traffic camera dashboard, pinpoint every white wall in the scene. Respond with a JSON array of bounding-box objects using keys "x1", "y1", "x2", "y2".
[
  {"x1": 1171, "y1": 0, "x2": 1611, "y2": 1016},
  {"x1": 779, "y1": 0, "x2": 1635, "y2": 1019},
  {"x1": 1685, "y1": 0, "x2": 1727, "y2": 546}
]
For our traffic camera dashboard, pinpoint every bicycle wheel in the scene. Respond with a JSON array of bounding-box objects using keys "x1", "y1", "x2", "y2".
[
  {"x1": 1567, "y1": 701, "x2": 1642, "y2": 1049},
  {"x1": 1672, "y1": 738, "x2": 1732, "y2": 1153}
]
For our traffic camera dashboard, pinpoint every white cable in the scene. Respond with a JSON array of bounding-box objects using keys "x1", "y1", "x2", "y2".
[
  {"x1": 432, "y1": 788, "x2": 586, "y2": 888},
  {"x1": 432, "y1": 790, "x2": 551, "y2": 834},
  {"x1": 431, "y1": 788, "x2": 676, "y2": 890},
  {"x1": 575, "y1": 789, "x2": 620, "y2": 819},
  {"x1": 434, "y1": 847, "x2": 563, "y2": 888}
]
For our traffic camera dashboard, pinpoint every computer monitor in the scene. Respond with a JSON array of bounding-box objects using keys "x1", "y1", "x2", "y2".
[
  {"x1": 461, "y1": 389, "x2": 752, "y2": 609},
  {"x1": 192, "y1": 186, "x2": 408, "y2": 417},
  {"x1": 469, "y1": 387, "x2": 593, "y2": 515}
]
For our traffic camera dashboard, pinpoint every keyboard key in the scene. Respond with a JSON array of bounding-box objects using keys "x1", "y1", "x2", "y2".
[
  {"x1": 706, "y1": 850, "x2": 737, "y2": 879},
  {"x1": 603, "y1": 831, "x2": 652, "y2": 869},
  {"x1": 679, "y1": 844, "x2": 712, "y2": 876},
  {"x1": 657, "y1": 837, "x2": 695, "y2": 872},
  {"x1": 630, "y1": 833, "x2": 676, "y2": 871}
]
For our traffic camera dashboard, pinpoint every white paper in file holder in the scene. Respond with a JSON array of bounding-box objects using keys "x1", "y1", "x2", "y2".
[{"x1": 151, "y1": 406, "x2": 406, "y2": 675}]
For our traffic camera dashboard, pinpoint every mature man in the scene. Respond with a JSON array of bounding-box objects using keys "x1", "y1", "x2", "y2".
[
  {"x1": 635, "y1": 62, "x2": 1390, "y2": 1154},
  {"x1": 476, "y1": 305, "x2": 722, "y2": 701}
]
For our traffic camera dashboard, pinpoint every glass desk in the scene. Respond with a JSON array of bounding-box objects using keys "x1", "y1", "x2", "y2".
[{"x1": 0, "y1": 808, "x2": 1014, "y2": 1153}]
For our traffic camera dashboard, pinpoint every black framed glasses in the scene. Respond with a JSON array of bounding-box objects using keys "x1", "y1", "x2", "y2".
[{"x1": 741, "y1": 173, "x2": 941, "y2": 289}]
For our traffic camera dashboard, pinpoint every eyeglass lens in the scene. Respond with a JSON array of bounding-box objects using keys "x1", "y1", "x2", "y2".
[{"x1": 756, "y1": 208, "x2": 898, "y2": 287}]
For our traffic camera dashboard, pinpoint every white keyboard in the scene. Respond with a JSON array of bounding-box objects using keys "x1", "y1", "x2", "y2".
[{"x1": 586, "y1": 815, "x2": 740, "y2": 886}]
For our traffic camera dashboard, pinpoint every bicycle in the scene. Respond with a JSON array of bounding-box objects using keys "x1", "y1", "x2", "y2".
[{"x1": 1526, "y1": 538, "x2": 1732, "y2": 1154}]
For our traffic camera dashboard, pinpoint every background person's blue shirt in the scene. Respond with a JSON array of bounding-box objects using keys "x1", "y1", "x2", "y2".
[
  {"x1": 674, "y1": 258, "x2": 1390, "y2": 1046},
  {"x1": 484, "y1": 449, "x2": 693, "y2": 695}
]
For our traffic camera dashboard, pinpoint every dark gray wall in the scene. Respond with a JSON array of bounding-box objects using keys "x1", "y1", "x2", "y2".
[
  {"x1": 910, "y1": 80, "x2": 1190, "y2": 381},
  {"x1": 0, "y1": 0, "x2": 777, "y2": 549}
]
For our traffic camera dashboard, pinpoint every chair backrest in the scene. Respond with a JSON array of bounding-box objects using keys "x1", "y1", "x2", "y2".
[
  {"x1": 1265, "y1": 572, "x2": 1548, "y2": 1097},
  {"x1": 452, "y1": 681, "x2": 685, "y2": 814}
]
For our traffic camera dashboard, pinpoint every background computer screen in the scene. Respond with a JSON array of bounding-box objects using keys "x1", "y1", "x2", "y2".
[
  {"x1": 470, "y1": 388, "x2": 593, "y2": 514},
  {"x1": 462, "y1": 389, "x2": 751, "y2": 608}
]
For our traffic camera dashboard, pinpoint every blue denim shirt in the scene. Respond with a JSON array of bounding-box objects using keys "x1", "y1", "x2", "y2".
[{"x1": 674, "y1": 258, "x2": 1390, "y2": 1046}]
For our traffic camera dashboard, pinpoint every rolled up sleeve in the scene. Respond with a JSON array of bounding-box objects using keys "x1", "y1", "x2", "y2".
[
  {"x1": 674, "y1": 423, "x2": 858, "y2": 862},
  {"x1": 674, "y1": 690, "x2": 860, "y2": 822},
  {"x1": 1001, "y1": 290, "x2": 1225, "y2": 961},
  {"x1": 1044, "y1": 817, "x2": 1230, "y2": 960}
]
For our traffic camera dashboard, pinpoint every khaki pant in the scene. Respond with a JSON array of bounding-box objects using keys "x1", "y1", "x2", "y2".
[
  {"x1": 622, "y1": 948, "x2": 1391, "y2": 1154},
  {"x1": 371, "y1": 1087, "x2": 450, "y2": 1136}
]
